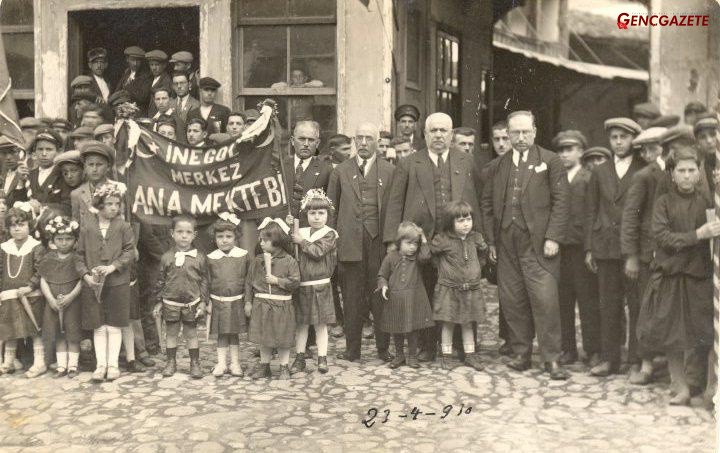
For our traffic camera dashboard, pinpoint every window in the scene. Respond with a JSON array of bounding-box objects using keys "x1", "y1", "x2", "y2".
[
  {"x1": 436, "y1": 30, "x2": 460, "y2": 124},
  {"x1": 406, "y1": 6, "x2": 421, "y2": 86},
  {"x1": 235, "y1": 0, "x2": 337, "y2": 142},
  {"x1": 1, "y1": 0, "x2": 34, "y2": 117}
]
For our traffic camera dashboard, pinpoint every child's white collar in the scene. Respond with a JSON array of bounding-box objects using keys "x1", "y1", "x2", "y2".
[
  {"x1": 1, "y1": 237, "x2": 41, "y2": 257},
  {"x1": 208, "y1": 246, "x2": 248, "y2": 260},
  {"x1": 299, "y1": 226, "x2": 337, "y2": 243}
]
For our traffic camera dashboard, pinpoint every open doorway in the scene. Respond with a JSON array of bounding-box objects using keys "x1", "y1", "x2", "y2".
[{"x1": 68, "y1": 7, "x2": 200, "y2": 96}]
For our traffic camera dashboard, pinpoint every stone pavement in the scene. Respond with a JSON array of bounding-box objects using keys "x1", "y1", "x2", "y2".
[{"x1": 0, "y1": 283, "x2": 716, "y2": 452}]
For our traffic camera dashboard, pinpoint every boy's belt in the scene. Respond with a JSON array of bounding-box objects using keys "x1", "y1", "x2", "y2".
[
  {"x1": 210, "y1": 294, "x2": 244, "y2": 302},
  {"x1": 0, "y1": 289, "x2": 41, "y2": 301},
  {"x1": 299, "y1": 278, "x2": 331, "y2": 287},
  {"x1": 254, "y1": 293, "x2": 292, "y2": 301},
  {"x1": 162, "y1": 297, "x2": 201, "y2": 307}
]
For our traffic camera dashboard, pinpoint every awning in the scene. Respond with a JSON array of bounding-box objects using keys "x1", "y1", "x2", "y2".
[{"x1": 493, "y1": 40, "x2": 649, "y2": 82}]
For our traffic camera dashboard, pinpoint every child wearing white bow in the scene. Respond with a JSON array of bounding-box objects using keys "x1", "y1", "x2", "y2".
[
  {"x1": 153, "y1": 215, "x2": 209, "y2": 379},
  {"x1": 206, "y1": 213, "x2": 249, "y2": 377},
  {"x1": 288, "y1": 189, "x2": 337, "y2": 374}
]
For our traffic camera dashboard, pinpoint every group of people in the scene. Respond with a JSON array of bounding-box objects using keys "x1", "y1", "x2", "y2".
[{"x1": 0, "y1": 44, "x2": 718, "y2": 408}]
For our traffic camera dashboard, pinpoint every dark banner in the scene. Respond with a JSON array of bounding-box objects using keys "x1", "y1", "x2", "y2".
[{"x1": 126, "y1": 122, "x2": 288, "y2": 225}]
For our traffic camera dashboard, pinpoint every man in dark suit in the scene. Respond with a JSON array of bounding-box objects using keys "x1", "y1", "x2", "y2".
[
  {"x1": 283, "y1": 120, "x2": 333, "y2": 222},
  {"x1": 383, "y1": 112, "x2": 481, "y2": 362},
  {"x1": 328, "y1": 122, "x2": 394, "y2": 363},
  {"x1": 553, "y1": 130, "x2": 601, "y2": 369},
  {"x1": 480, "y1": 110, "x2": 570, "y2": 380},
  {"x1": 145, "y1": 50, "x2": 173, "y2": 117},
  {"x1": 87, "y1": 47, "x2": 111, "y2": 106},
  {"x1": 394, "y1": 104, "x2": 425, "y2": 151},
  {"x1": 620, "y1": 126, "x2": 669, "y2": 384},
  {"x1": 187, "y1": 77, "x2": 231, "y2": 136},
  {"x1": 585, "y1": 117, "x2": 645, "y2": 377},
  {"x1": 115, "y1": 46, "x2": 152, "y2": 117}
]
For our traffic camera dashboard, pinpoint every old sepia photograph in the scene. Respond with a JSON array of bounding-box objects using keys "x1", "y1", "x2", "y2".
[{"x1": 0, "y1": 0, "x2": 717, "y2": 451}]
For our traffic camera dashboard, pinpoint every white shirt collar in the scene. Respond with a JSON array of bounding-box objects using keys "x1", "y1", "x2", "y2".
[
  {"x1": 428, "y1": 149, "x2": 449, "y2": 166},
  {"x1": 38, "y1": 166, "x2": 54, "y2": 186},
  {"x1": 512, "y1": 148, "x2": 528, "y2": 166},
  {"x1": 153, "y1": 107, "x2": 174, "y2": 120},
  {"x1": 294, "y1": 155, "x2": 312, "y2": 172},
  {"x1": 1, "y1": 237, "x2": 40, "y2": 257},
  {"x1": 614, "y1": 154, "x2": 632, "y2": 164},
  {"x1": 207, "y1": 246, "x2": 248, "y2": 260},
  {"x1": 567, "y1": 164, "x2": 581, "y2": 182},
  {"x1": 299, "y1": 226, "x2": 337, "y2": 243},
  {"x1": 200, "y1": 104, "x2": 212, "y2": 119},
  {"x1": 93, "y1": 75, "x2": 110, "y2": 100},
  {"x1": 356, "y1": 154, "x2": 376, "y2": 175},
  {"x1": 656, "y1": 155, "x2": 666, "y2": 171},
  {"x1": 152, "y1": 75, "x2": 161, "y2": 86}
]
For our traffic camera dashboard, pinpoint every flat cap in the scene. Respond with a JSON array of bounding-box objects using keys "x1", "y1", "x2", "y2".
[
  {"x1": 394, "y1": 104, "x2": 420, "y2": 121},
  {"x1": 108, "y1": 90, "x2": 132, "y2": 106},
  {"x1": 198, "y1": 77, "x2": 221, "y2": 90},
  {"x1": 552, "y1": 130, "x2": 587, "y2": 148},
  {"x1": 53, "y1": 150, "x2": 82, "y2": 167},
  {"x1": 169, "y1": 51, "x2": 193, "y2": 64},
  {"x1": 632, "y1": 127, "x2": 667, "y2": 146},
  {"x1": 80, "y1": 140, "x2": 115, "y2": 164},
  {"x1": 648, "y1": 114, "x2": 679, "y2": 128},
  {"x1": 93, "y1": 123, "x2": 115, "y2": 138},
  {"x1": 31, "y1": 127, "x2": 63, "y2": 149},
  {"x1": 70, "y1": 126, "x2": 95, "y2": 139},
  {"x1": 145, "y1": 49, "x2": 168, "y2": 61},
  {"x1": 582, "y1": 146, "x2": 612, "y2": 161},
  {"x1": 684, "y1": 101, "x2": 707, "y2": 115},
  {"x1": 124, "y1": 46, "x2": 145, "y2": 58},
  {"x1": 243, "y1": 109, "x2": 260, "y2": 121},
  {"x1": 603, "y1": 117, "x2": 642, "y2": 136},
  {"x1": 87, "y1": 47, "x2": 107, "y2": 62},
  {"x1": 693, "y1": 113, "x2": 719, "y2": 135},
  {"x1": 660, "y1": 125, "x2": 695, "y2": 145},
  {"x1": 52, "y1": 118, "x2": 72, "y2": 131},
  {"x1": 632, "y1": 102, "x2": 661, "y2": 119},
  {"x1": 70, "y1": 75, "x2": 93, "y2": 88},
  {"x1": 0, "y1": 136, "x2": 24, "y2": 151},
  {"x1": 19, "y1": 117, "x2": 40, "y2": 129}
]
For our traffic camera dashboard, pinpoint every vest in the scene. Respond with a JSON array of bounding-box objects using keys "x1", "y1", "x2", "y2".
[
  {"x1": 359, "y1": 160, "x2": 380, "y2": 238},
  {"x1": 501, "y1": 158, "x2": 529, "y2": 230},
  {"x1": 432, "y1": 155, "x2": 452, "y2": 233}
]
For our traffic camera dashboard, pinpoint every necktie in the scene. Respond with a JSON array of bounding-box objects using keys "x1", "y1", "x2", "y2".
[
  {"x1": 295, "y1": 159, "x2": 305, "y2": 177},
  {"x1": 359, "y1": 158, "x2": 367, "y2": 177},
  {"x1": 174, "y1": 249, "x2": 198, "y2": 267},
  {"x1": 437, "y1": 154, "x2": 446, "y2": 171}
]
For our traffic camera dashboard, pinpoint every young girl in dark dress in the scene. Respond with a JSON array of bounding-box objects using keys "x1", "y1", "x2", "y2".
[
  {"x1": 40, "y1": 216, "x2": 83, "y2": 378},
  {"x1": 0, "y1": 204, "x2": 46, "y2": 377},
  {"x1": 289, "y1": 189, "x2": 337, "y2": 374},
  {"x1": 637, "y1": 147, "x2": 716, "y2": 405},
  {"x1": 430, "y1": 201, "x2": 487, "y2": 371},
  {"x1": 77, "y1": 184, "x2": 135, "y2": 382},
  {"x1": 207, "y1": 213, "x2": 249, "y2": 378},
  {"x1": 247, "y1": 218, "x2": 300, "y2": 380},
  {"x1": 378, "y1": 221, "x2": 434, "y2": 369}
]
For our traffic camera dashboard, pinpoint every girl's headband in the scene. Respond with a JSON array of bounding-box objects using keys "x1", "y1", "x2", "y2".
[
  {"x1": 300, "y1": 188, "x2": 334, "y2": 211},
  {"x1": 257, "y1": 217, "x2": 290, "y2": 235},
  {"x1": 218, "y1": 211, "x2": 241, "y2": 226}
]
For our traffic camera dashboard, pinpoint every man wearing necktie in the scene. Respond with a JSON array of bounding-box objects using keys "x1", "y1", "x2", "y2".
[
  {"x1": 383, "y1": 112, "x2": 481, "y2": 363},
  {"x1": 328, "y1": 122, "x2": 395, "y2": 362},
  {"x1": 480, "y1": 110, "x2": 570, "y2": 379},
  {"x1": 585, "y1": 117, "x2": 645, "y2": 377}
]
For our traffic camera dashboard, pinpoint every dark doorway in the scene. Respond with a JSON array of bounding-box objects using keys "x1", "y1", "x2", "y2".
[{"x1": 68, "y1": 7, "x2": 200, "y2": 92}]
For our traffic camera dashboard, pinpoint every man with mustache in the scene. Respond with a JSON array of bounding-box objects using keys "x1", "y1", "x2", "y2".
[{"x1": 384, "y1": 112, "x2": 481, "y2": 363}]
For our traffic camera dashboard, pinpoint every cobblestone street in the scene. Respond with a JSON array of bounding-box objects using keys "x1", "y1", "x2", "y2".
[{"x1": 0, "y1": 284, "x2": 715, "y2": 452}]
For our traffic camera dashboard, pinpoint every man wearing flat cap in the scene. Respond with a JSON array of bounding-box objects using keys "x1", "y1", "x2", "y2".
[
  {"x1": 170, "y1": 51, "x2": 200, "y2": 99},
  {"x1": 552, "y1": 130, "x2": 601, "y2": 368},
  {"x1": 87, "y1": 47, "x2": 111, "y2": 104},
  {"x1": 694, "y1": 113, "x2": 719, "y2": 195},
  {"x1": 648, "y1": 114, "x2": 679, "y2": 129},
  {"x1": 19, "y1": 117, "x2": 39, "y2": 146},
  {"x1": 186, "y1": 77, "x2": 231, "y2": 136},
  {"x1": 23, "y1": 128, "x2": 64, "y2": 207},
  {"x1": 632, "y1": 102, "x2": 661, "y2": 129},
  {"x1": 585, "y1": 117, "x2": 645, "y2": 377},
  {"x1": 684, "y1": 101, "x2": 708, "y2": 127},
  {"x1": 51, "y1": 118, "x2": 72, "y2": 147},
  {"x1": 49, "y1": 150, "x2": 83, "y2": 216},
  {"x1": 146, "y1": 50, "x2": 172, "y2": 117},
  {"x1": 116, "y1": 46, "x2": 152, "y2": 117},
  {"x1": 619, "y1": 126, "x2": 671, "y2": 385},
  {"x1": 581, "y1": 147, "x2": 611, "y2": 170},
  {"x1": 394, "y1": 104, "x2": 425, "y2": 151}
]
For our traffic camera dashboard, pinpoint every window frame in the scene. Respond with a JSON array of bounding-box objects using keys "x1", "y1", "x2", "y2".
[
  {"x1": 435, "y1": 27, "x2": 461, "y2": 122},
  {"x1": 2, "y1": 24, "x2": 34, "y2": 100}
]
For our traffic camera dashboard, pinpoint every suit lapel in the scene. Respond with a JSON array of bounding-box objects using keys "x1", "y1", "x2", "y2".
[
  {"x1": 415, "y1": 151, "x2": 436, "y2": 218},
  {"x1": 496, "y1": 153, "x2": 512, "y2": 206},
  {"x1": 449, "y1": 151, "x2": 465, "y2": 201},
  {"x1": 349, "y1": 160, "x2": 361, "y2": 200},
  {"x1": 521, "y1": 146, "x2": 540, "y2": 194},
  {"x1": 377, "y1": 160, "x2": 388, "y2": 214},
  {"x1": 614, "y1": 155, "x2": 642, "y2": 201}
]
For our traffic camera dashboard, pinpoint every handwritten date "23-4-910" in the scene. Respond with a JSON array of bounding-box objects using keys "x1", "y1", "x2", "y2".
[{"x1": 362, "y1": 404, "x2": 473, "y2": 427}]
